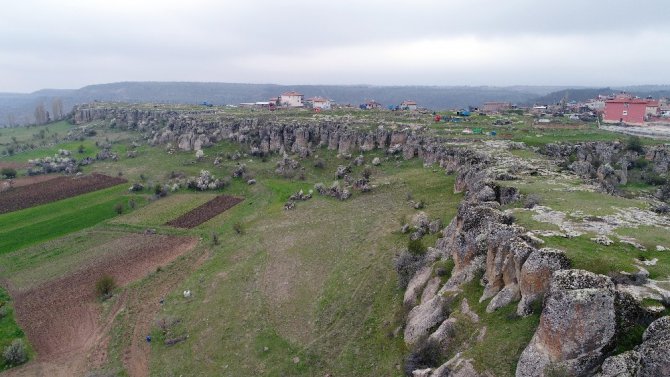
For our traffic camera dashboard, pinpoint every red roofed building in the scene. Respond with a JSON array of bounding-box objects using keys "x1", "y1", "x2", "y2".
[
  {"x1": 280, "y1": 91, "x2": 304, "y2": 107},
  {"x1": 401, "y1": 100, "x2": 418, "y2": 111},
  {"x1": 603, "y1": 95, "x2": 652, "y2": 126}
]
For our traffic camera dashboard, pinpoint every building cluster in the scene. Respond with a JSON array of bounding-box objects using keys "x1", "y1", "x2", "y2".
[
  {"x1": 237, "y1": 91, "x2": 422, "y2": 112},
  {"x1": 601, "y1": 94, "x2": 669, "y2": 126},
  {"x1": 479, "y1": 93, "x2": 670, "y2": 127}
]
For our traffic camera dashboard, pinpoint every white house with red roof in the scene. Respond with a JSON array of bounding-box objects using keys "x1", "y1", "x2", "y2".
[
  {"x1": 307, "y1": 97, "x2": 331, "y2": 110},
  {"x1": 280, "y1": 91, "x2": 304, "y2": 107},
  {"x1": 401, "y1": 100, "x2": 418, "y2": 111}
]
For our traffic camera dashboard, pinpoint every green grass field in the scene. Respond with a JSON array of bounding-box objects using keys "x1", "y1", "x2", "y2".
[{"x1": 0, "y1": 185, "x2": 146, "y2": 254}]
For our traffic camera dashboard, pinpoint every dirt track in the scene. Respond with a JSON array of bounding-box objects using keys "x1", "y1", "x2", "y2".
[
  {"x1": 166, "y1": 195, "x2": 243, "y2": 228},
  {"x1": 5, "y1": 234, "x2": 198, "y2": 377},
  {"x1": 0, "y1": 173, "x2": 127, "y2": 214}
]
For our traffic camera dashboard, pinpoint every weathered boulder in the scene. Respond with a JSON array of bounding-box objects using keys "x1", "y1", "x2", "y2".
[
  {"x1": 420, "y1": 276, "x2": 442, "y2": 304},
  {"x1": 597, "y1": 350, "x2": 640, "y2": 377},
  {"x1": 412, "y1": 211, "x2": 430, "y2": 229},
  {"x1": 516, "y1": 270, "x2": 617, "y2": 377},
  {"x1": 638, "y1": 316, "x2": 670, "y2": 376},
  {"x1": 427, "y1": 317, "x2": 457, "y2": 354},
  {"x1": 517, "y1": 248, "x2": 571, "y2": 316},
  {"x1": 404, "y1": 266, "x2": 433, "y2": 308},
  {"x1": 404, "y1": 296, "x2": 450, "y2": 346},
  {"x1": 481, "y1": 228, "x2": 532, "y2": 308}
]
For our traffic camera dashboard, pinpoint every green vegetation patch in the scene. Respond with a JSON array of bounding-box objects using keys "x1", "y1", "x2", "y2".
[{"x1": 0, "y1": 185, "x2": 146, "y2": 254}]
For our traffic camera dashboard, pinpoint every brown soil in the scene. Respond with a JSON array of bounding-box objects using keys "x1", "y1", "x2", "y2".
[
  {"x1": 165, "y1": 195, "x2": 243, "y2": 228},
  {"x1": 0, "y1": 173, "x2": 127, "y2": 214},
  {"x1": 3, "y1": 174, "x2": 60, "y2": 188},
  {"x1": 0, "y1": 161, "x2": 29, "y2": 169},
  {"x1": 5, "y1": 234, "x2": 198, "y2": 377}
]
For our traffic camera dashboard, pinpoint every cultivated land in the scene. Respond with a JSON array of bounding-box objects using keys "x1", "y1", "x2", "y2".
[{"x1": 0, "y1": 105, "x2": 669, "y2": 376}]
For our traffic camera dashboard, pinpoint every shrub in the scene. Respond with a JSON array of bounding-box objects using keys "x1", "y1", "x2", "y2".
[
  {"x1": 626, "y1": 136, "x2": 644, "y2": 154},
  {"x1": 403, "y1": 339, "x2": 442, "y2": 375},
  {"x1": 645, "y1": 173, "x2": 667, "y2": 186},
  {"x1": 95, "y1": 275, "x2": 116, "y2": 299},
  {"x1": 407, "y1": 238, "x2": 427, "y2": 255},
  {"x1": 1, "y1": 167, "x2": 17, "y2": 179},
  {"x1": 233, "y1": 222, "x2": 244, "y2": 235},
  {"x1": 3, "y1": 339, "x2": 27, "y2": 366},
  {"x1": 524, "y1": 194, "x2": 541, "y2": 209},
  {"x1": 0, "y1": 305, "x2": 8, "y2": 319},
  {"x1": 128, "y1": 199, "x2": 136, "y2": 209},
  {"x1": 114, "y1": 203, "x2": 124, "y2": 214},
  {"x1": 394, "y1": 251, "x2": 425, "y2": 289},
  {"x1": 78, "y1": 144, "x2": 85, "y2": 154},
  {"x1": 362, "y1": 167, "x2": 372, "y2": 180},
  {"x1": 211, "y1": 232, "x2": 219, "y2": 246},
  {"x1": 313, "y1": 159, "x2": 325, "y2": 169}
]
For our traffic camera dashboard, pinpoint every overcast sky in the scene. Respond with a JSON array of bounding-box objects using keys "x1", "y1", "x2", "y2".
[{"x1": 1, "y1": 0, "x2": 669, "y2": 92}]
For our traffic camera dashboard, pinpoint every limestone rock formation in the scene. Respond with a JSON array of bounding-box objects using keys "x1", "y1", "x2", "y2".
[
  {"x1": 516, "y1": 270, "x2": 617, "y2": 377},
  {"x1": 404, "y1": 295, "x2": 450, "y2": 346}
]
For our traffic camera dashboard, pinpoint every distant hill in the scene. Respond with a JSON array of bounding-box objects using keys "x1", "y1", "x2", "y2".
[
  {"x1": 0, "y1": 82, "x2": 567, "y2": 126},
  {"x1": 530, "y1": 88, "x2": 613, "y2": 105},
  {"x1": 533, "y1": 86, "x2": 670, "y2": 106}
]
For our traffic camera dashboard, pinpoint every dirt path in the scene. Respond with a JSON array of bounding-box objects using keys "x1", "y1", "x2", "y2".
[{"x1": 3, "y1": 234, "x2": 198, "y2": 377}]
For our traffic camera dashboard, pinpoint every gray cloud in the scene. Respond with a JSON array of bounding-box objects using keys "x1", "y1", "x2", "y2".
[{"x1": 1, "y1": 0, "x2": 669, "y2": 92}]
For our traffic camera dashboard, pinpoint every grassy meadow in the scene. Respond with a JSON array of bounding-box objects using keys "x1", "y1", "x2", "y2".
[{"x1": 0, "y1": 109, "x2": 669, "y2": 375}]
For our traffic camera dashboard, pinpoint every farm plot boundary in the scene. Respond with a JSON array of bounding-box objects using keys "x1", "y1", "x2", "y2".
[
  {"x1": 165, "y1": 195, "x2": 243, "y2": 228},
  {"x1": 0, "y1": 173, "x2": 127, "y2": 214}
]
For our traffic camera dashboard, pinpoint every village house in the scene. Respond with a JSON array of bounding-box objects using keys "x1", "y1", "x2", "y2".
[
  {"x1": 482, "y1": 102, "x2": 510, "y2": 113},
  {"x1": 401, "y1": 100, "x2": 418, "y2": 111},
  {"x1": 280, "y1": 91, "x2": 304, "y2": 107},
  {"x1": 603, "y1": 94, "x2": 650, "y2": 126},
  {"x1": 361, "y1": 100, "x2": 383, "y2": 110},
  {"x1": 307, "y1": 97, "x2": 331, "y2": 110},
  {"x1": 660, "y1": 99, "x2": 670, "y2": 118},
  {"x1": 646, "y1": 99, "x2": 660, "y2": 117}
]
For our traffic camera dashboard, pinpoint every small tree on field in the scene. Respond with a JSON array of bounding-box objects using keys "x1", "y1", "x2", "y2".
[
  {"x1": 1, "y1": 167, "x2": 17, "y2": 179},
  {"x1": 114, "y1": 203, "x2": 124, "y2": 214},
  {"x1": 95, "y1": 275, "x2": 116, "y2": 299}
]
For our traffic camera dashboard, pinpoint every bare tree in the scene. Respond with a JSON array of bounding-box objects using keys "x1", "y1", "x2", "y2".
[
  {"x1": 34, "y1": 103, "x2": 47, "y2": 125},
  {"x1": 51, "y1": 97, "x2": 63, "y2": 120},
  {"x1": 6, "y1": 114, "x2": 15, "y2": 127}
]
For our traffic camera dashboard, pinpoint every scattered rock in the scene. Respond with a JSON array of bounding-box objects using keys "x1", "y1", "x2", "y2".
[
  {"x1": 372, "y1": 157, "x2": 381, "y2": 166},
  {"x1": 591, "y1": 235, "x2": 614, "y2": 246}
]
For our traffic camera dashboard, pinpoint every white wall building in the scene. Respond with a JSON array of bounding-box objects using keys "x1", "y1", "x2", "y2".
[
  {"x1": 308, "y1": 97, "x2": 331, "y2": 110},
  {"x1": 280, "y1": 91, "x2": 304, "y2": 107}
]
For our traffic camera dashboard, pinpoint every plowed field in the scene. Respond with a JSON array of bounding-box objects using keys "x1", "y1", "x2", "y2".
[
  {"x1": 166, "y1": 195, "x2": 243, "y2": 228},
  {"x1": 6, "y1": 233, "x2": 197, "y2": 376},
  {"x1": 0, "y1": 173, "x2": 127, "y2": 214}
]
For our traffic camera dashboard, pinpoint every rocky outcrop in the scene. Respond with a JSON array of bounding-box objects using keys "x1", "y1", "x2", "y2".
[
  {"x1": 517, "y1": 270, "x2": 617, "y2": 377},
  {"x1": 638, "y1": 316, "x2": 670, "y2": 376},
  {"x1": 404, "y1": 295, "x2": 450, "y2": 346},
  {"x1": 517, "y1": 248, "x2": 571, "y2": 316},
  {"x1": 404, "y1": 266, "x2": 433, "y2": 308},
  {"x1": 596, "y1": 316, "x2": 670, "y2": 377}
]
